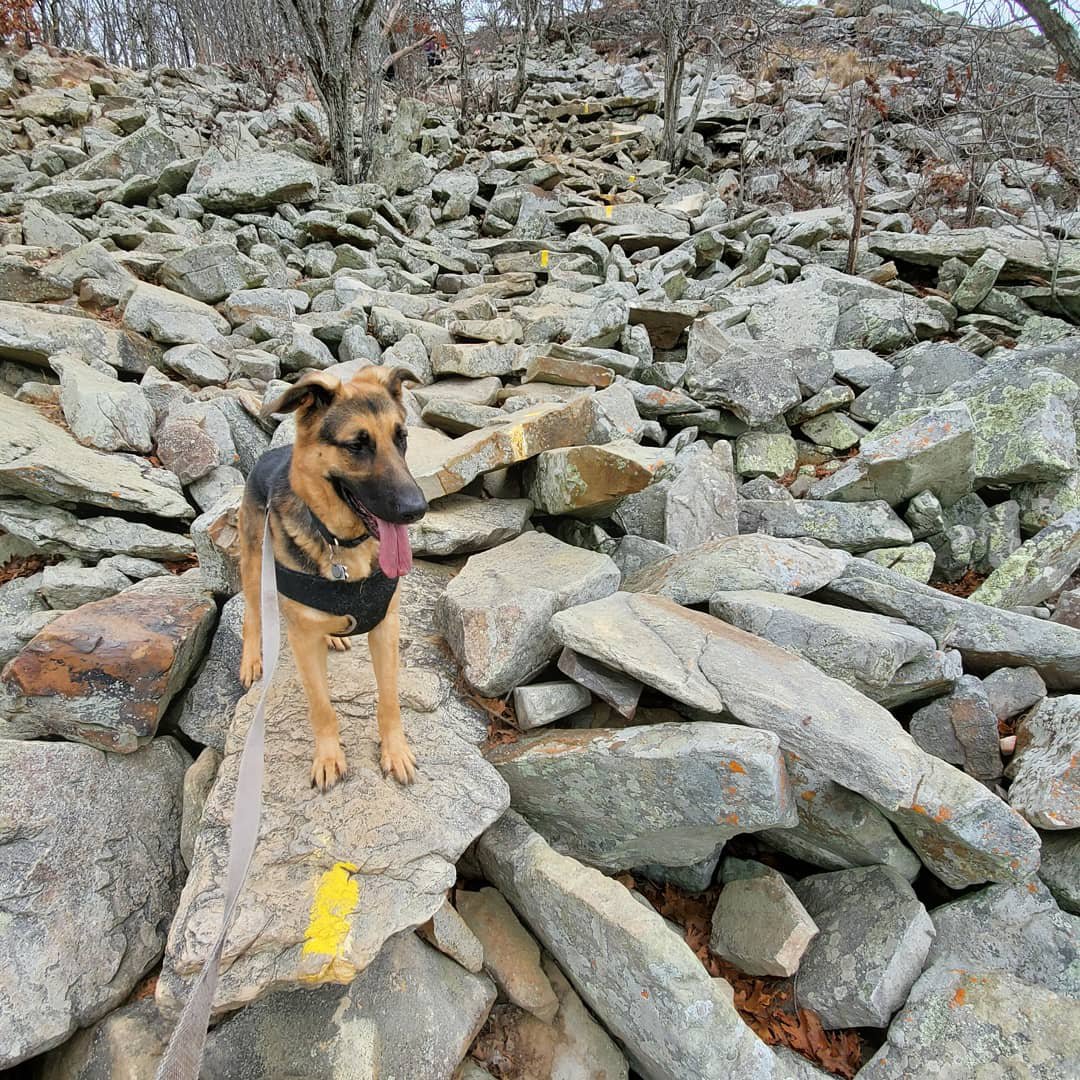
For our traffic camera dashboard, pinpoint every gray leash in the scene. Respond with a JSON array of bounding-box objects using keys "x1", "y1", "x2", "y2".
[{"x1": 156, "y1": 515, "x2": 280, "y2": 1080}]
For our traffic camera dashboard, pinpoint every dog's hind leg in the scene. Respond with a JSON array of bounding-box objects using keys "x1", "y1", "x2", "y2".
[
  {"x1": 238, "y1": 498, "x2": 265, "y2": 689},
  {"x1": 288, "y1": 616, "x2": 348, "y2": 792},
  {"x1": 369, "y1": 589, "x2": 416, "y2": 784}
]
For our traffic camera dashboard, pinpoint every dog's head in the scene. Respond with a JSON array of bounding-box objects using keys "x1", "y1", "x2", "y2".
[{"x1": 266, "y1": 367, "x2": 427, "y2": 532}]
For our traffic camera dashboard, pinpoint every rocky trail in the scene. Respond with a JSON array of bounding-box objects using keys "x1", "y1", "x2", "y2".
[{"x1": 0, "y1": 0, "x2": 1079, "y2": 1076}]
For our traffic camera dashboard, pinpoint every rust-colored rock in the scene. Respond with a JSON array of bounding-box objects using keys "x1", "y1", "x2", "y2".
[{"x1": 0, "y1": 576, "x2": 215, "y2": 751}]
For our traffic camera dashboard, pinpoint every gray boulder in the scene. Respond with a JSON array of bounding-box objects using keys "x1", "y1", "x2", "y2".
[
  {"x1": 199, "y1": 932, "x2": 495, "y2": 1080},
  {"x1": 927, "y1": 881, "x2": 1080, "y2": 999},
  {"x1": 487, "y1": 722, "x2": 796, "y2": 871},
  {"x1": 1007, "y1": 695, "x2": 1080, "y2": 829},
  {"x1": 158, "y1": 563, "x2": 510, "y2": 1015},
  {"x1": 0, "y1": 738, "x2": 190, "y2": 1067},
  {"x1": 189, "y1": 151, "x2": 319, "y2": 212},
  {"x1": 53, "y1": 353, "x2": 155, "y2": 454},
  {"x1": 792, "y1": 866, "x2": 935, "y2": 1029},
  {"x1": 859, "y1": 965, "x2": 1080, "y2": 1079},
  {"x1": 159, "y1": 241, "x2": 267, "y2": 303},
  {"x1": 477, "y1": 812, "x2": 786, "y2": 1080},
  {"x1": 437, "y1": 532, "x2": 619, "y2": 697},
  {"x1": 551, "y1": 592, "x2": 1039, "y2": 886}
]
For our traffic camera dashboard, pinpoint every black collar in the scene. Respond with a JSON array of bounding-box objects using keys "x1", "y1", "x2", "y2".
[{"x1": 308, "y1": 506, "x2": 369, "y2": 549}]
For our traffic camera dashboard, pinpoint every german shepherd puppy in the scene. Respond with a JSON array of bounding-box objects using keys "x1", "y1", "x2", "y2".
[{"x1": 238, "y1": 366, "x2": 427, "y2": 791}]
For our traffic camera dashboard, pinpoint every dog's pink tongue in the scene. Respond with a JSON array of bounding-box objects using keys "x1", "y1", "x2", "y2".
[{"x1": 376, "y1": 518, "x2": 413, "y2": 578}]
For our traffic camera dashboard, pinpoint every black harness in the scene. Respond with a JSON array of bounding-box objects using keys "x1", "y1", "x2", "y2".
[
  {"x1": 274, "y1": 562, "x2": 398, "y2": 636},
  {"x1": 247, "y1": 445, "x2": 400, "y2": 636}
]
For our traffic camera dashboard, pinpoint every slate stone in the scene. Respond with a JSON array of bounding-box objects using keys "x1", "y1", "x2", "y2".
[
  {"x1": 0, "y1": 738, "x2": 189, "y2": 1067},
  {"x1": 0, "y1": 574, "x2": 215, "y2": 751},
  {"x1": 822, "y1": 557, "x2": 1080, "y2": 689},
  {"x1": 739, "y1": 499, "x2": 913, "y2": 552},
  {"x1": 0, "y1": 497, "x2": 194, "y2": 561},
  {"x1": 487, "y1": 722, "x2": 796, "y2": 871},
  {"x1": 1041, "y1": 831, "x2": 1080, "y2": 915},
  {"x1": 53, "y1": 352, "x2": 156, "y2": 454},
  {"x1": 408, "y1": 494, "x2": 532, "y2": 556},
  {"x1": 1007, "y1": 694, "x2": 1080, "y2": 828},
  {"x1": 512, "y1": 680, "x2": 592, "y2": 730},
  {"x1": 909, "y1": 675, "x2": 1003, "y2": 780},
  {"x1": 551, "y1": 592, "x2": 1039, "y2": 886},
  {"x1": 437, "y1": 532, "x2": 619, "y2": 697},
  {"x1": 456, "y1": 887, "x2": 559, "y2": 1023},
  {"x1": 477, "y1": 813, "x2": 786, "y2": 1080},
  {"x1": 199, "y1": 932, "x2": 495, "y2": 1080},
  {"x1": 663, "y1": 440, "x2": 738, "y2": 549},
  {"x1": 760, "y1": 752, "x2": 922, "y2": 882},
  {"x1": 710, "y1": 861, "x2": 818, "y2": 977},
  {"x1": 557, "y1": 648, "x2": 642, "y2": 720},
  {"x1": 792, "y1": 865, "x2": 935, "y2": 1029},
  {"x1": 709, "y1": 590, "x2": 952, "y2": 707},
  {"x1": 623, "y1": 533, "x2": 850, "y2": 605}
]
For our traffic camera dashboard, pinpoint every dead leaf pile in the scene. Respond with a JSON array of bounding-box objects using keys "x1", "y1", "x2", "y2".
[{"x1": 616, "y1": 875, "x2": 863, "y2": 1078}]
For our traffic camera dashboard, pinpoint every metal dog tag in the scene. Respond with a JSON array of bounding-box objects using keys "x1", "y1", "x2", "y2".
[{"x1": 331, "y1": 563, "x2": 349, "y2": 581}]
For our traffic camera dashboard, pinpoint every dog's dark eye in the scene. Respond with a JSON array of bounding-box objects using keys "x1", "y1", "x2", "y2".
[
  {"x1": 394, "y1": 426, "x2": 407, "y2": 450},
  {"x1": 351, "y1": 431, "x2": 374, "y2": 453}
]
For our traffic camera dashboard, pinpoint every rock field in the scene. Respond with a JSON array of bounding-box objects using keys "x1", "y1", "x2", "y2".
[{"x1": 1, "y1": 0, "x2": 1079, "y2": 1076}]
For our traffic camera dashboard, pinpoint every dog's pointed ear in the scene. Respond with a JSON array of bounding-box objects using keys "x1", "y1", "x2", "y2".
[
  {"x1": 369, "y1": 365, "x2": 411, "y2": 402},
  {"x1": 263, "y1": 371, "x2": 342, "y2": 418}
]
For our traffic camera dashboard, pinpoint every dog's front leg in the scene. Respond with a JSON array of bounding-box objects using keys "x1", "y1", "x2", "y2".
[
  {"x1": 287, "y1": 619, "x2": 348, "y2": 792},
  {"x1": 369, "y1": 589, "x2": 416, "y2": 784}
]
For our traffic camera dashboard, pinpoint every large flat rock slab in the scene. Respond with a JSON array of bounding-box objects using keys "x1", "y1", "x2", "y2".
[
  {"x1": 0, "y1": 738, "x2": 190, "y2": 1068},
  {"x1": 487, "y1": 723, "x2": 796, "y2": 871},
  {"x1": 477, "y1": 812, "x2": 786, "y2": 1080},
  {"x1": 158, "y1": 562, "x2": 510, "y2": 1015},
  {"x1": 822, "y1": 557, "x2": 1080, "y2": 688},
  {"x1": 0, "y1": 574, "x2": 215, "y2": 751},
  {"x1": 624, "y1": 533, "x2": 850, "y2": 604},
  {"x1": 0, "y1": 300, "x2": 162, "y2": 375},
  {"x1": 0, "y1": 393, "x2": 191, "y2": 519},
  {"x1": 551, "y1": 592, "x2": 1040, "y2": 886},
  {"x1": 199, "y1": 932, "x2": 495, "y2": 1080}
]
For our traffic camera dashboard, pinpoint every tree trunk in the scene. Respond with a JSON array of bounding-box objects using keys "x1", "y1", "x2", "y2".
[
  {"x1": 1014, "y1": 0, "x2": 1080, "y2": 80},
  {"x1": 660, "y1": 50, "x2": 685, "y2": 164},
  {"x1": 672, "y1": 48, "x2": 716, "y2": 169},
  {"x1": 323, "y1": 75, "x2": 356, "y2": 185}
]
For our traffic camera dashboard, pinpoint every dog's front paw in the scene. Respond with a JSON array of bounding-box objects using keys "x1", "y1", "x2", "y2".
[
  {"x1": 326, "y1": 635, "x2": 351, "y2": 652},
  {"x1": 239, "y1": 650, "x2": 262, "y2": 689},
  {"x1": 380, "y1": 734, "x2": 417, "y2": 785},
  {"x1": 311, "y1": 743, "x2": 348, "y2": 792}
]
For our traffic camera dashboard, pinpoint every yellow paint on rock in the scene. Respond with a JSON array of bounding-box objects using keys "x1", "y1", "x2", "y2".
[
  {"x1": 539, "y1": 248, "x2": 549, "y2": 268},
  {"x1": 302, "y1": 861, "x2": 359, "y2": 959},
  {"x1": 604, "y1": 205, "x2": 614, "y2": 219}
]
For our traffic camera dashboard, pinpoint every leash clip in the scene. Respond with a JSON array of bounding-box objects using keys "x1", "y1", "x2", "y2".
[{"x1": 329, "y1": 538, "x2": 349, "y2": 581}]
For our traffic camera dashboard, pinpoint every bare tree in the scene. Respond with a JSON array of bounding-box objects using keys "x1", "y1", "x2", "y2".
[
  {"x1": 274, "y1": 0, "x2": 378, "y2": 183},
  {"x1": 1011, "y1": 0, "x2": 1080, "y2": 79}
]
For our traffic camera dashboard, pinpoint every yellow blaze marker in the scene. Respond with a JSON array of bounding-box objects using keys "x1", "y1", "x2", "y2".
[
  {"x1": 583, "y1": 102, "x2": 590, "y2": 115},
  {"x1": 604, "y1": 205, "x2": 614, "y2": 219},
  {"x1": 629, "y1": 174, "x2": 636, "y2": 183},
  {"x1": 539, "y1": 248, "x2": 549, "y2": 268},
  {"x1": 303, "y1": 861, "x2": 359, "y2": 957}
]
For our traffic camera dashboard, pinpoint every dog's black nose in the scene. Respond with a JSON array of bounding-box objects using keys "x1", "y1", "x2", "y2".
[{"x1": 396, "y1": 489, "x2": 427, "y2": 524}]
